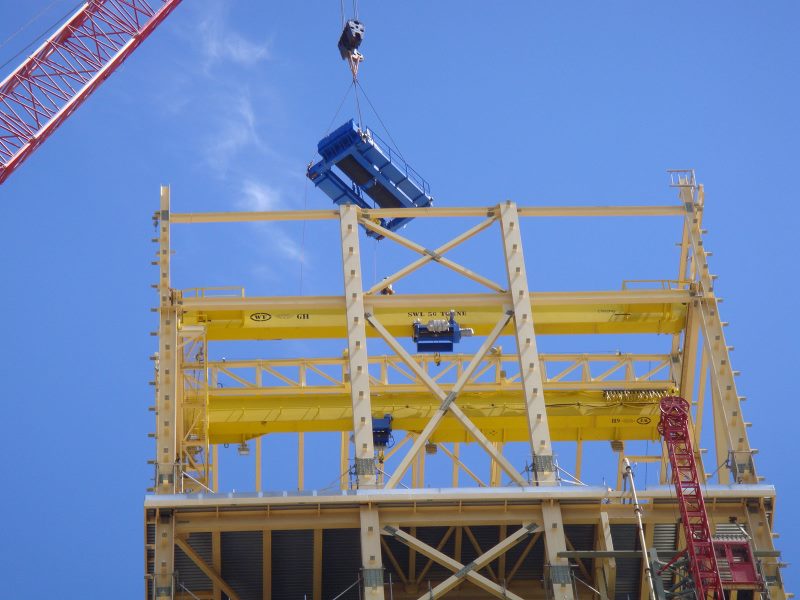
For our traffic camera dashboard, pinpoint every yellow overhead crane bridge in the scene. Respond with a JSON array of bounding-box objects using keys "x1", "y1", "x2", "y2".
[{"x1": 145, "y1": 172, "x2": 787, "y2": 600}]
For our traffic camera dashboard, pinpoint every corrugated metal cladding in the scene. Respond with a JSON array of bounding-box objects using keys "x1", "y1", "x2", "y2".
[
  {"x1": 611, "y1": 524, "x2": 642, "y2": 600},
  {"x1": 653, "y1": 524, "x2": 677, "y2": 589},
  {"x1": 222, "y1": 531, "x2": 263, "y2": 600},
  {"x1": 564, "y1": 524, "x2": 596, "y2": 579},
  {"x1": 461, "y1": 526, "x2": 500, "y2": 580},
  {"x1": 272, "y1": 529, "x2": 313, "y2": 600},
  {"x1": 322, "y1": 529, "x2": 361, "y2": 600},
  {"x1": 176, "y1": 532, "x2": 212, "y2": 594},
  {"x1": 504, "y1": 524, "x2": 545, "y2": 582}
]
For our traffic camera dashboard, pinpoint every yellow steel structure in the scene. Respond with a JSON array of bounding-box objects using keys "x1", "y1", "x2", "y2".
[{"x1": 145, "y1": 172, "x2": 788, "y2": 600}]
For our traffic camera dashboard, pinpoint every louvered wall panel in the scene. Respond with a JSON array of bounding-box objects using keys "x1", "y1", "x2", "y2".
[
  {"x1": 611, "y1": 524, "x2": 642, "y2": 600},
  {"x1": 504, "y1": 525, "x2": 545, "y2": 581},
  {"x1": 323, "y1": 529, "x2": 361, "y2": 600},
  {"x1": 272, "y1": 530, "x2": 313, "y2": 600},
  {"x1": 565, "y1": 524, "x2": 596, "y2": 581},
  {"x1": 222, "y1": 531, "x2": 263, "y2": 600},
  {"x1": 175, "y1": 532, "x2": 212, "y2": 593}
]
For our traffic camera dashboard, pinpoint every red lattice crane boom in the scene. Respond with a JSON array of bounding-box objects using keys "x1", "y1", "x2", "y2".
[
  {"x1": 0, "y1": 0, "x2": 184, "y2": 185},
  {"x1": 658, "y1": 396, "x2": 724, "y2": 600}
]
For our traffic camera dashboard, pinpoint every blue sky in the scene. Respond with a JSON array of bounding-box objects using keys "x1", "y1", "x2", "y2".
[{"x1": 0, "y1": 1, "x2": 797, "y2": 596}]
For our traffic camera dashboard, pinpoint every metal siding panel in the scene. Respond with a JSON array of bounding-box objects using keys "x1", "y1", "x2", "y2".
[
  {"x1": 175, "y1": 532, "x2": 213, "y2": 593},
  {"x1": 504, "y1": 525, "x2": 544, "y2": 581},
  {"x1": 272, "y1": 530, "x2": 313, "y2": 600},
  {"x1": 222, "y1": 531, "x2": 263, "y2": 600},
  {"x1": 565, "y1": 524, "x2": 596, "y2": 580},
  {"x1": 415, "y1": 526, "x2": 455, "y2": 584},
  {"x1": 611, "y1": 524, "x2": 642, "y2": 600},
  {"x1": 322, "y1": 529, "x2": 362, "y2": 600}
]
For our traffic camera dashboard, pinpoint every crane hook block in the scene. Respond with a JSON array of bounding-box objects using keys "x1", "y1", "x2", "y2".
[
  {"x1": 413, "y1": 310, "x2": 474, "y2": 353},
  {"x1": 338, "y1": 20, "x2": 365, "y2": 60},
  {"x1": 306, "y1": 120, "x2": 434, "y2": 238}
]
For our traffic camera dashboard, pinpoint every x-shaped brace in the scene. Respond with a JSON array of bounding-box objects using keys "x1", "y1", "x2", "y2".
[
  {"x1": 359, "y1": 215, "x2": 506, "y2": 294},
  {"x1": 382, "y1": 523, "x2": 540, "y2": 600},
  {"x1": 365, "y1": 311, "x2": 527, "y2": 488}
]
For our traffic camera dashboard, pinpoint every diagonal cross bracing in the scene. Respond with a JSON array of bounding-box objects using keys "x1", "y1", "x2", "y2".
[
  {"x1": 382, "y1": 523, "x2": 540, "y2": 600},
  {"x1": 359, "y1": 216, "x2": 506, "y2": 293},
  {"x1": 366, "y1": 311, "x2": 527, "y2": 488}
]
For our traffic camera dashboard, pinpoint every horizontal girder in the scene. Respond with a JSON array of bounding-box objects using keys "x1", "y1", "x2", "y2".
[
  {"x1": 187, "y1": 352, "x2": 675, "y2": 443},
  {"x1": 179, "y1": 290, "x2": 691, "y2": 340}
]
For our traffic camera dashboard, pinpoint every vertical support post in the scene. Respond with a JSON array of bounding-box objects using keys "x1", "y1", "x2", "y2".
[
  {"x1": 490, "y1": 442, "x2": 504, "y2": 487},
  {"x1": 212, "y1": 530, "x2": 222, "y2": 600},
  {"x1": 340, "y1": 205, "x2": 377, "y2": 488},
  {"x1": 452, "y1": 443, "x2": 460, "y2": 487},
  {"x1": 679, "y1": 303, "x2": 700, "y2": 404},
  {"x1": 575, "y1": 439, "x2": 584, "y2": 481},
  {"x1": 255, "y1": 436, "x2": 262, "y2": 492},
  {"x1": 498, "y1": 201, "x2": 555, "y2": 484},
  {"x1": 298, "y1": 432, "x2": 305, "y2": 491},
  {"x1": 155, "y1": 185, "x2": 177, "y2": 494},
  {"x1": 711, "y1": 370, "x2": 731, "y2": 485},
  {"x1": 596, "y1": 512, "x2": 616, "y2": 600},
  {"x1": 616, "y1": 443, "x2": 626, "y2": 490},
  {"x1": 359, "y1": 507, "x2": 385, "y2": 600},
  {"x1": 212, "y1": 445, "x2": 219, "y2": 492},
  {"x1": 341, "y1": 431, "x2": 350, "y2": 490},
  {"x1": 263, "y1": 530, "x2": 272, "y2": 600},
  {"x1": 454, "y1": 527, "x2": 463, "y2": 592},
  {"x1": 153, "y1": 186, "x2": 176, "y2": 599},
  {"x1": 694, "y1": 348, "x2": 709, "y2": 450},
  {"x1": 542, "y1": 502, "x2": 576, "y2": 600},
  {"x1": 154, "y1": 508, "x2": 175, "y2": 599},
  {"x1": 313, "y1": 529, "x2": 323, "y2": 600},
  {"x1": 500, "y1": 202, "x2": 570, "y2": 600}
]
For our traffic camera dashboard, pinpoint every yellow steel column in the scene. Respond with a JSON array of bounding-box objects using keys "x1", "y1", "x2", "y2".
[
  {"x1": 340, "y1": 205, "x2": 377, "y2": 488},
  {"x1": 298, "y1": 432, "x2": 305, "y2": 491},
  {"x1": 263, "y1": 530, "x2": 272, "y2": 600},
  {"x1": 500, "y1": 202, "x2": 572, "y2": 600},
  {"x1": 154, "y1": 185, "x2": 176, "y2": 598},
  {"x1": 313, "y1": 529, "x2": 323, "y2": 600},
  {"x1": 360, "y1": 506, "x2": 385, "y2": 600},
  {"x1": 255, "y1": 436, "x2": 262, "y2": 492},
  {"x1": 340, "y1": 431, "x2": 350, "y2": 490},
  {"x1": 212, "y1": 530, "x2": 221, "y2": 600},
  {"x1": 499, "y1": 201, "x2": 554, "y2": 484},
  {"x1": 341, "y1": 205, "x2": 384, "y2": 598}
]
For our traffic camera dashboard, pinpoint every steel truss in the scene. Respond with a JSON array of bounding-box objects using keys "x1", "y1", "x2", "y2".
[{"x1": 146, "y1": 178, "x2": 787, "y2": 600}]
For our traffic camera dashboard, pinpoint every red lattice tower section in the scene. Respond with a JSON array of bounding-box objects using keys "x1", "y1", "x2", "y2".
[
  {"x1": 0, "y1": 0, "x2": 184, "y2": 184},
  {"x1": 659, "y1": 396, "x2": 724, "y2": 600}
]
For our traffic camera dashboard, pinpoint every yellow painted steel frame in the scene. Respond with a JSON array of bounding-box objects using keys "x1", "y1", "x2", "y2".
[{"x1": 146, "y1": 178, "x2": 787, "y2": 600}]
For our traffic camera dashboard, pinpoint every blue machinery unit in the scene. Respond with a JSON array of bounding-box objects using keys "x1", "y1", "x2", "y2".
[
  {"x1": 307, "y1": 120, "x2": 433, "y2": 237},
  {"x1": 372, "y1": 414, "x2": 394, "y2": 449},
  {"x1": 413, "y1": 310, "x2": 474, "y2": 353}
]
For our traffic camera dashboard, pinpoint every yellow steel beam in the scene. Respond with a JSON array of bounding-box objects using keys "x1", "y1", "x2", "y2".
[
  {"x1": 203, "y1": 393, "x2": 663, "y2": 443},
  {"x1": 169, "y1": 204, "x2": 684, "y2": 224},
  {"x1": 180, "y1": 290, "x2": 690, "y2": 340}
]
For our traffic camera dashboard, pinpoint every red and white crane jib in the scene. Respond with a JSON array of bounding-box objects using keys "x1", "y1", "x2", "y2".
[{"x1": 0, "y1": 0, "x2": 184, "y2": 185}]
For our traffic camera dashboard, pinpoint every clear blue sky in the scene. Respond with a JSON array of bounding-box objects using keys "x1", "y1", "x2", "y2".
[{"x1": 0, "y1": 1, "x2": 797, "y2": 597}]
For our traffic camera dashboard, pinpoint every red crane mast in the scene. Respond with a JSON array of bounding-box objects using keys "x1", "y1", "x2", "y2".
[
  {"x1": 659, "y1": 396, "x2": 724, "y2": 600},
  {"x1": 0, "y1": 0, "x2": 184, "y2": 185}
]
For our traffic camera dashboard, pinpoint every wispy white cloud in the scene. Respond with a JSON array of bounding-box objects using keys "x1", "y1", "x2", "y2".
[
  {"x1": 196, "y1": 3, "x2": 270, "y2": 68},
  {"x1": 202, "y1": 91, "x2": 267, "y2": 175},
  {"x1": 238, "y1": 179, "x2": 282, "y2": 212},
  {"x1": 237, "y1": 179, "x2": 306, "y2": 266}
]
